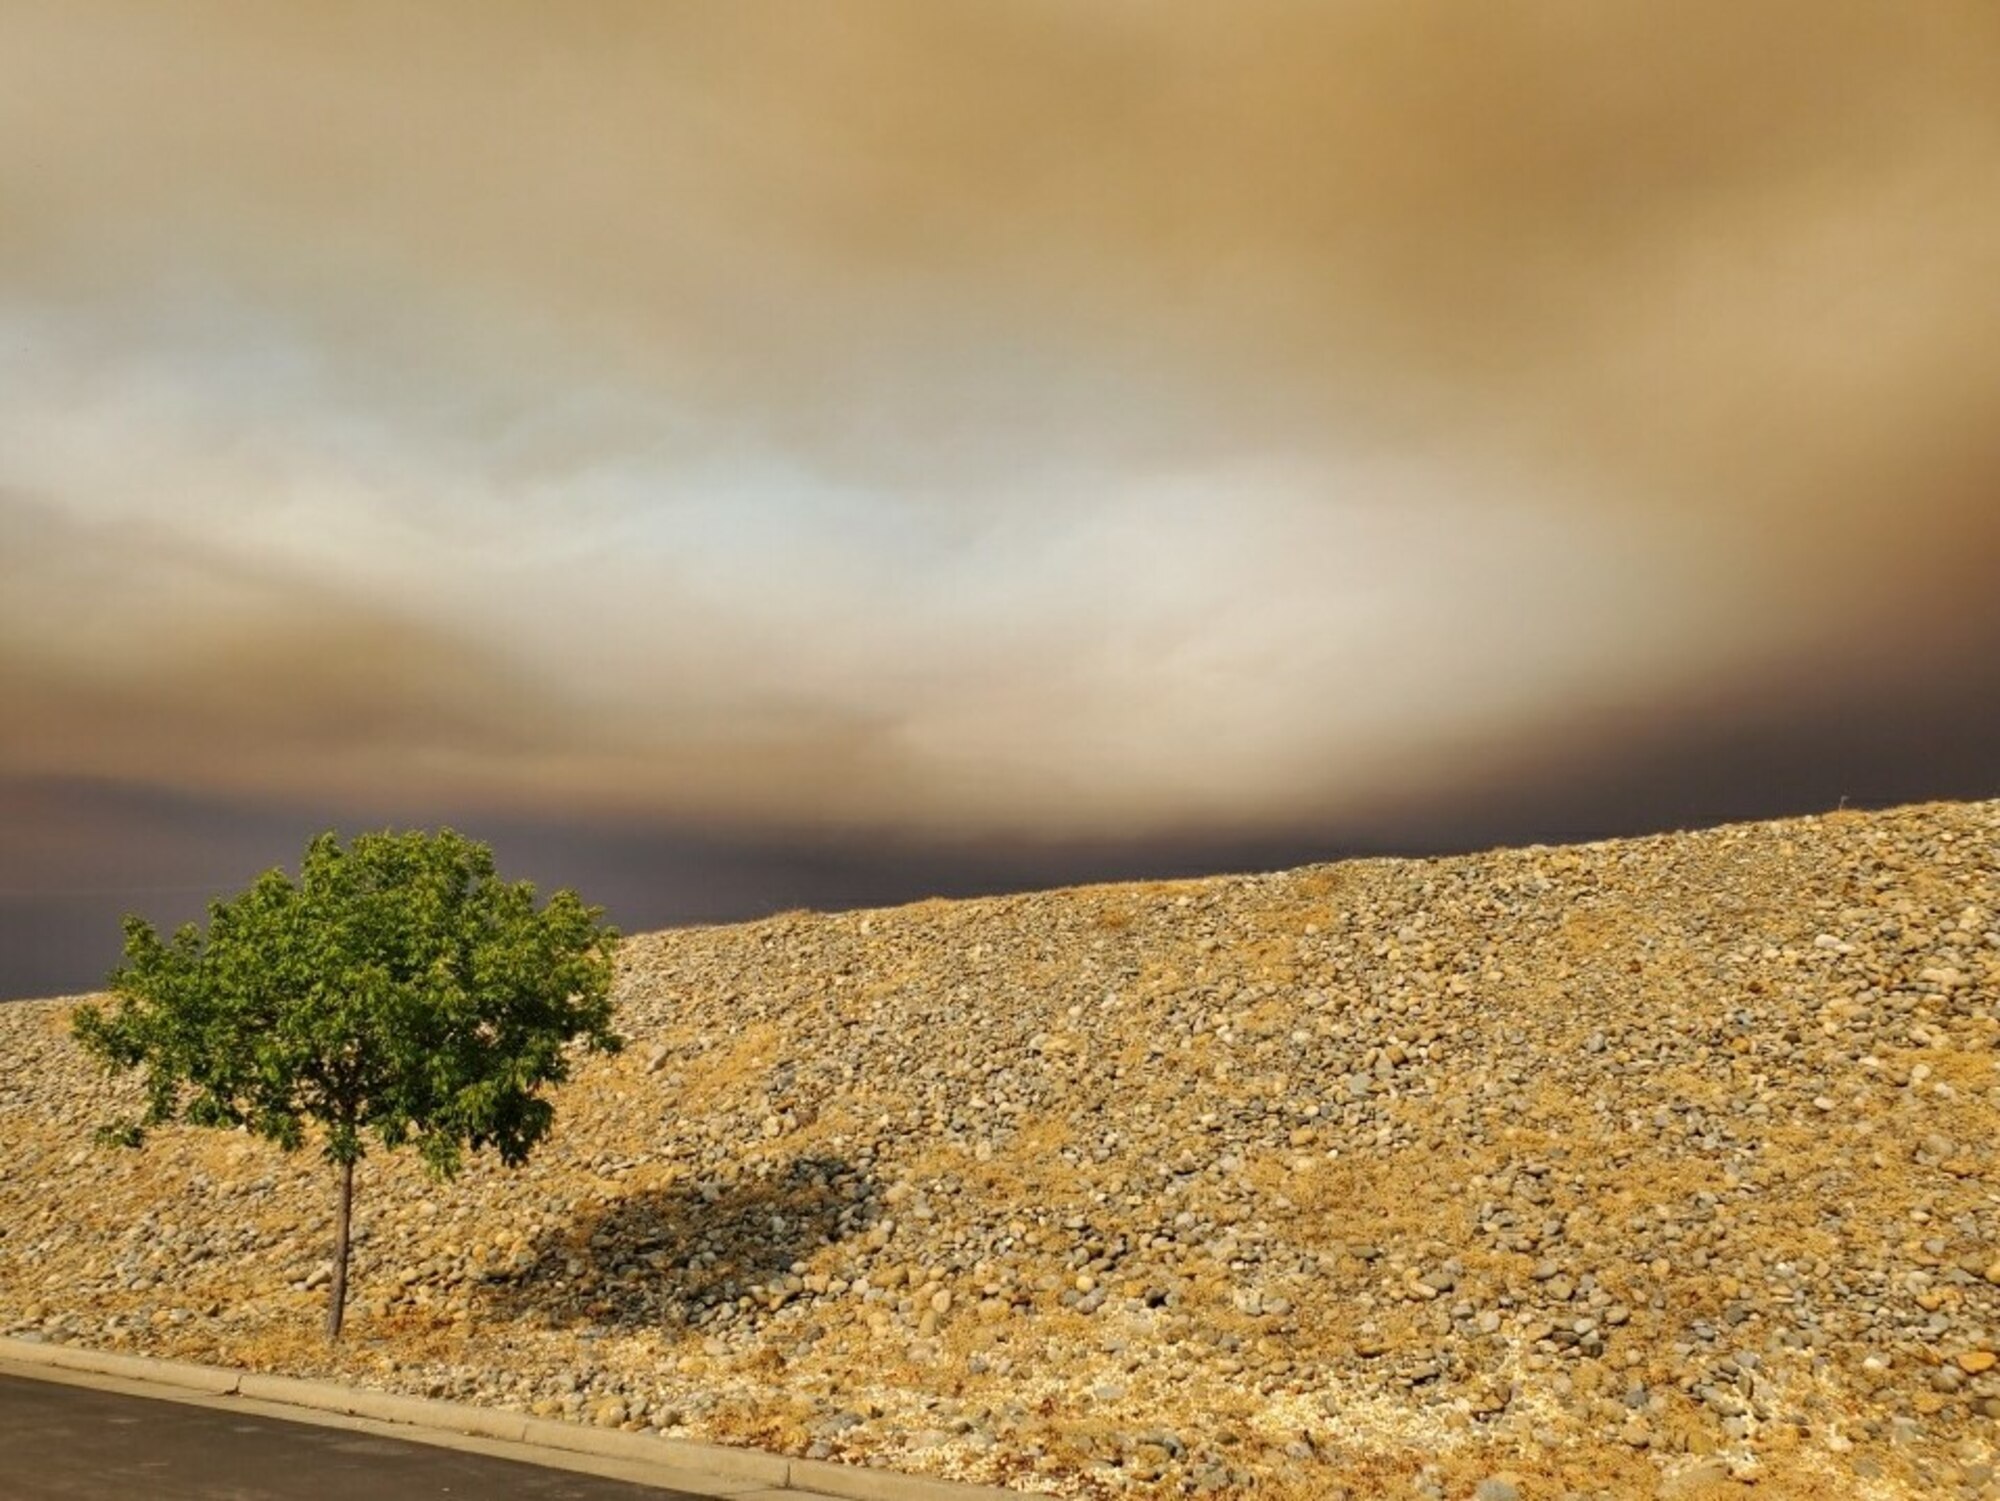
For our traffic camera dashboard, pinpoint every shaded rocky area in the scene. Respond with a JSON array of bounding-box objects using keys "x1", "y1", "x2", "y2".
[{"x1": 3, "y1": 798, "x2": 1997, "y2": 1498}]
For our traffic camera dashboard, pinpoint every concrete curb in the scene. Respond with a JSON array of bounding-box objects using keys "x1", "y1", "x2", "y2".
[{"x1": 0, "y1": 1336, "x2": 1026, "y2": 1500}]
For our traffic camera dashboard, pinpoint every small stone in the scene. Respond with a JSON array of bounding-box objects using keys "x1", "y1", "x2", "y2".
[
  {"x1": 1957, "y1": 1349, "x2": 1997, "y2": 1374},
  {"x1": 1659, "y1": 1458, "x2": 1731, "y2": 1496},
  {"x1": 1475, "y1": 1478, "x2": 1522, "y2": 1501},
  {"x1": 1469, "y1": 1384, "x2": 1513, "y2": 1418}
]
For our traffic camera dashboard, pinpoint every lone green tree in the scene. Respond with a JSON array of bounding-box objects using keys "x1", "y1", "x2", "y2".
[{"x1": 73, "y1": 829, "x2": 621, "y2": 1339}]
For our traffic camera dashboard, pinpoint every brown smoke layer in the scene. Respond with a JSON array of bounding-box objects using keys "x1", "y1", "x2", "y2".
[{"x1": 2, "y1": 1, "x2": 1996, "y2": 853}]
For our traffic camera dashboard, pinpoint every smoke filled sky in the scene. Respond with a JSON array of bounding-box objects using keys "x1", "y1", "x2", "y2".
[{"x1": 5, "y1": 1, "x2": 1999, "y2": 997}]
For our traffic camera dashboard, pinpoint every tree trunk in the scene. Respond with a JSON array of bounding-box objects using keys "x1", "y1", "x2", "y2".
[{"x1": 327, "y1": 1156, "x2": 355, "y2": 1341}]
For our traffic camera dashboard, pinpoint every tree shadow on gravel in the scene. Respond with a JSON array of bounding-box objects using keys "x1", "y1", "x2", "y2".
[{"x1": 483, "y1": 1154, "x2": 880, "y2": 1333}]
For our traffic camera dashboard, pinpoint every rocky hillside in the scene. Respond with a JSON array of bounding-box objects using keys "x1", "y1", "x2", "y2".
[{"x1": 3, "y1": 799, "x2": 1998, "y2": 1499}]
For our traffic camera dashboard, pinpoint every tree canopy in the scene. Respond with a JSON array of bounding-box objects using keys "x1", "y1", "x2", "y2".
[{"x1": 73, "y1": 828, "x2": 621, "y2": 1336}]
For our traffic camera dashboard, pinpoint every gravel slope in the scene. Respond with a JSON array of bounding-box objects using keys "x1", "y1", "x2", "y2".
[{"x1": 3, "y1": 799, "x2": 1997, "y2": 1499}]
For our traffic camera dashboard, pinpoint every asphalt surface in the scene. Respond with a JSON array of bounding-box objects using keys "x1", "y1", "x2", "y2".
[{"x1": 0, "y1": 1373, "x2": 709, "y2": 1499}]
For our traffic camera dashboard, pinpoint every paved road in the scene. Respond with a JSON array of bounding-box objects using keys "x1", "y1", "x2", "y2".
[{"x1": 0, "y1": 1373, "x2": 709, "y2": 1499}]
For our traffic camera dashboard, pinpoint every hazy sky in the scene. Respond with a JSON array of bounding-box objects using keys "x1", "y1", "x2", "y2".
[{"x1": 5, "y1": 2, "x2": 1999, "y2": 996}]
